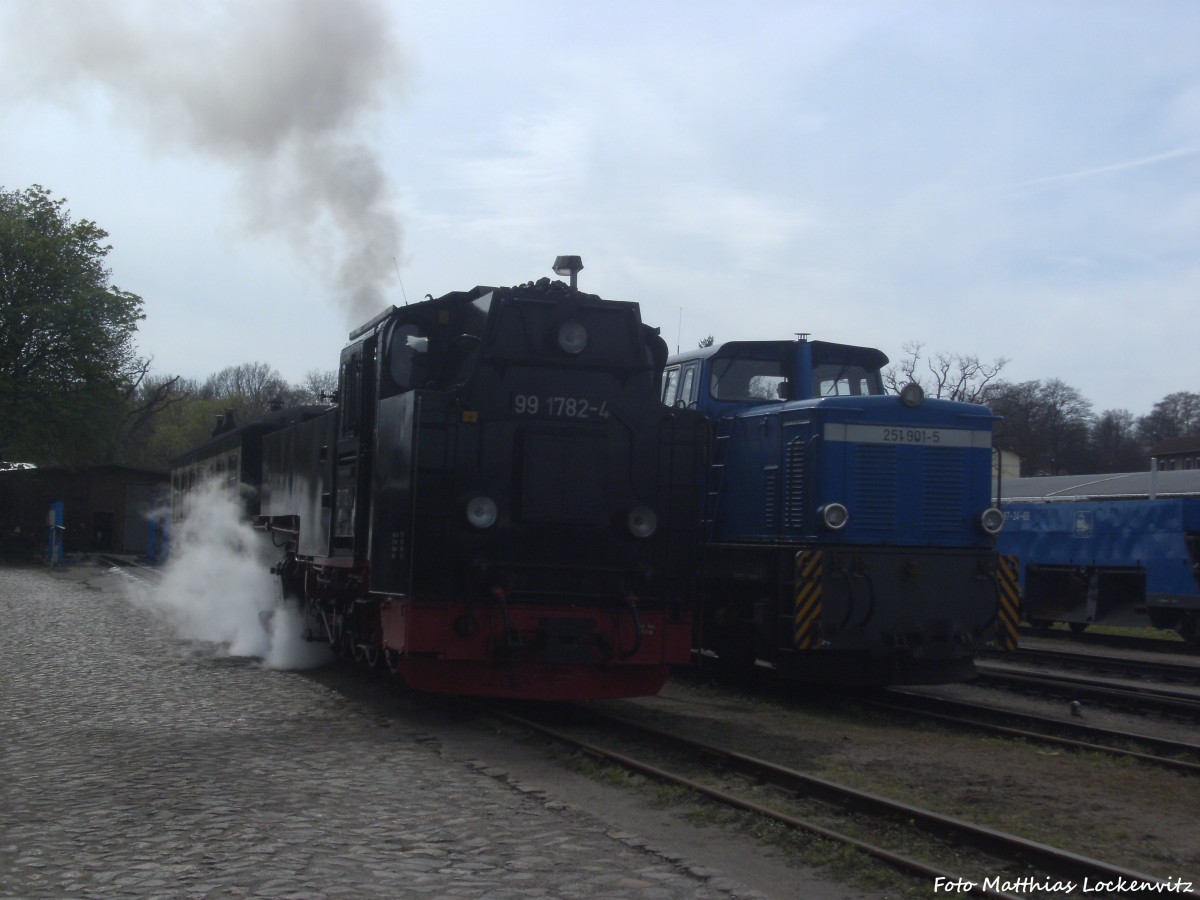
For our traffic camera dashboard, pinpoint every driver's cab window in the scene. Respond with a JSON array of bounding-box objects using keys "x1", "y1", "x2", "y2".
[
  {"x1": 813, "y1": 363, "x2": 882, "y2": 398},
  {"x1": 710, "y1": 357, "x2": 787, "y2": 401},
  {"x1": 678, "y1": 364, "x2": 697, "y2": 407},
  {"x1": 389, "y1": 323, "x2": 430, "y2": 392},
  {"x1": 661, "y1": 366, "x2": 681, "y2": 406}
]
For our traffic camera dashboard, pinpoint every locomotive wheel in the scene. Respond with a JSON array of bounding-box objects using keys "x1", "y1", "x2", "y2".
[
  {"x1": 1068, "y1": 622, "x2": 1088, "y2": 634},
  {"x1": 359, "y1": 643, "x2": 380, "y2": 669},
  {"x1": 383, "y1": 649, "x2": 402, "y2": 674}
]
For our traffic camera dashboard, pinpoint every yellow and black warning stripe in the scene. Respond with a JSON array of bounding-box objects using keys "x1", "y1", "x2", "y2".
[
  {"x1": 793, "y1": 549, "x2": 824, "y2": 650},
  {"x1": 995, "y1": 553, "x2": 1021, "y2": 651}
]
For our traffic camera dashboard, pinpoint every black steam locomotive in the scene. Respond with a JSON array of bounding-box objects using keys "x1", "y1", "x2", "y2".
[{"x1": 175, "y1": 258, "x2": 705, "y2": 699}]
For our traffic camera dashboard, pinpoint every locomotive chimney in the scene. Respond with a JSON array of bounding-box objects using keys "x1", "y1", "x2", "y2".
[{"x1": 552, "y1": 255, "x2": 584, "y2": 290}]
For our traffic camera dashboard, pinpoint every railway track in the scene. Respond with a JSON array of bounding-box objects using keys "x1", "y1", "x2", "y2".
[
  {"x1": 489, "y1": 703, "x2": 1178, "y2": 898},
  {"x1": 872, "y1": 689, "x2": 1200, "y2": 776},
  {"x1": 1019, "y1": 625, "x2": 1197, "y2": 655},
  {"x1": 974, "y1": 659, "x2": 1200, "y2": 720},
  {"x1": 1002, "y1": 644, "x2": 1200, "y2": 684}
]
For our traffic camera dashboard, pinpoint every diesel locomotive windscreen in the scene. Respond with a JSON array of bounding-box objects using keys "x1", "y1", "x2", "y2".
[
  {"x1": 812, "y1": 362, "x2": 884, "y2": 398},
  {"x1": 811, "y1": 343, "x2": 886, "y2": 398}
]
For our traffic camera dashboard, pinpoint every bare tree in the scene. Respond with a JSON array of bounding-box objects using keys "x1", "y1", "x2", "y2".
[
  {"x1": 884, "y1": 341, "x2": 1008, "y2": 403},
  {"x1": 295, "y1": 369, "x2": 338, "y2": 404},
  {"x1": 1136, "y1": 391, "x2": 1200, "y2": 447},
  {"x1": 201, "y1": 361, "x2": 295, "y2": 419},
  {"x1": 984, "y1": 378, "x2": 1094, "y2": 475},
  {"x1": 119, "y1": 362, "x2": 185, "y2": 446},
  {"x1": 1088, "y1": 409, "x2": 1148, "y2": 473}
]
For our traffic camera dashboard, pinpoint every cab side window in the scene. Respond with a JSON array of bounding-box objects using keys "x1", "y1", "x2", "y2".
[
  {"x1": 661, "y1": 366, "x2": 681, "y2": 406},
  {"x1": 389, "y1": 324, "x2": 429, "y2": 392},
  {"x1": 678, "y1": 364, "x2": 696, "y2": 407}
]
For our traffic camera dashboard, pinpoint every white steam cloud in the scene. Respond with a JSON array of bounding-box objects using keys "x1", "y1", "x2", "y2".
[
  {"x1": 1, "y1": 0, "x2": 405, "y2": 322},
  {"x1": 128, "y1": 481, "x2": 331, "y2": 670}
]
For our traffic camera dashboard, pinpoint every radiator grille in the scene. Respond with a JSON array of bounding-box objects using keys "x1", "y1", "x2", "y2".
[
  {"x1": 853, "y1": 445, "x2": 897, "y2": 529},
  {"x1": 784, "y1": 436, "x2": 807, "y2": 529},
  {"x1": 763, "y1": 468, "x2": 778, "y2": 530},
  {"x1": 922, "y1": 447, "x2": 965, "y2": 531}
]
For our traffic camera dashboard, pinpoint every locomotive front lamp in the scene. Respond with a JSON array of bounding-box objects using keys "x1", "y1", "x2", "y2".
[
  {"x1": 899, "y1": 382, "x2": 925, "y2": 408},
  {"x1": 818, "y1": 503, "x2": 849, "y2": 531},
  {"x1": 558, "y1": 321, "x2": 588, "y2": 355},
  {"x1": 628, "y1": 506, "x2": 658, "y2": 538},
  {"x1": 979, "y1": 507, "x2": 1005, "y2": 535},
  {"x1": 466, "y1": 496, "x2": 498, "y2": 529},
  {"x1": 552, "y1": 255, "x2": 583, "y2": 289}
]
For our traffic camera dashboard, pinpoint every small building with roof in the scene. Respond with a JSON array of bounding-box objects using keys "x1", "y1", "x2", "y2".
[{"x1": 1149, "y1": 435, "x2": 1200, "y2": 472}]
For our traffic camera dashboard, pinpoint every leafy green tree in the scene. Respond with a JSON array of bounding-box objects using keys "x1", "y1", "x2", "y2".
[{"x1": 0, "y1": 185, "x2": 145, "y2": 465}]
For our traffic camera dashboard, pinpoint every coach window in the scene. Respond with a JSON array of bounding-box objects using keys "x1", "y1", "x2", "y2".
[{"x1": 661, "y1": 366, "x2": 681, "y2": 406}]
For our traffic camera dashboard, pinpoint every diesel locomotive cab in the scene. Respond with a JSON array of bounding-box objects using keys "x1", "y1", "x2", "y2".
[
  {"x1": 258, "y1": 258, "x2": 704, "y2": 699},
  {"x1": 667, "y1": 336, "x2": 1017, "y2": 685}
]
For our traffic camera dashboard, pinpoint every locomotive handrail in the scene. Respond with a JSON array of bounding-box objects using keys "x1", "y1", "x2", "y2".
[{"x1": 618, "y1": 597, "x2": 642, "y2": 660}]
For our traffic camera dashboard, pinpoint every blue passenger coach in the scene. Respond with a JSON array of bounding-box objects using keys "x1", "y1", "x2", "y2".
[
  {"x1": 666, "y1": 337, "x2": 1017, "y2": 685},
  {"x1": 998, "y1": 470, "x2": 1200, "y2": 642}
]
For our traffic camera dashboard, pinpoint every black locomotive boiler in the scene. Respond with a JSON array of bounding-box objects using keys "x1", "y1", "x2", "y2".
[{"x1": 251, "y1": 258, "x2": 704, "y2": 698}]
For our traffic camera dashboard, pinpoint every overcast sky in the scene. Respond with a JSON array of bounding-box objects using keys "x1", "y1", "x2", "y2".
[{"x1": 2, "y1": 0, "x2": 1197, "y2": 416}]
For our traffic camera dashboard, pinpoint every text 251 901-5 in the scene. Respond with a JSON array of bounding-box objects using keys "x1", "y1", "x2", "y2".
[
  {"x1": 513, "y1": 395, "x2": 610, "y2": 420},
  {"x1": 881, "y1": 427, "x2": 943, "y2": 444}
]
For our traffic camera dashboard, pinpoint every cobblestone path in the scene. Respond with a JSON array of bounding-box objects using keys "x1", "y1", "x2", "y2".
[{"x1": 0, "y1": 565, "x2": 759, "y2": 899}]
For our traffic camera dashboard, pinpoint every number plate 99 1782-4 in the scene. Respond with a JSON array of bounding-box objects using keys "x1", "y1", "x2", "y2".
[{"x1": 513, "y1": 395, "x2": 610, "y2": 419}]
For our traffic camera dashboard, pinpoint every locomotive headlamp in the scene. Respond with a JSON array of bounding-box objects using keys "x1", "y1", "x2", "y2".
[
  {"x1": 628, "y1": 506, "x2": 658, "y2": 538},
  {"x1": 552, "y1": 255, "x2": 584, "y2": 289},
  {"x1": 979, "y1": 507, "x2": 1005, "y2": 536},
  {"x1": 818, "y1": 503, "x2": 850, "y2": 531},
  {"x1": 899, "y1": 382, "x2": 925, "y2": 408},
  {"x1": 558, "y1": 321, "x2": 588, "y2": 355},
  {"x1": 466, "y1": 496, "x2": 498, "y2": 529}
]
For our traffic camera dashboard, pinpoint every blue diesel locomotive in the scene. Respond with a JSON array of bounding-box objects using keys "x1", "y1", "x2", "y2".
[
  {"x1": 998, "y1": 470, "x2": 1200, "y2": 643},
  {"x1": 665, "y1": 337, "x2": 1018, "y2": 684}
]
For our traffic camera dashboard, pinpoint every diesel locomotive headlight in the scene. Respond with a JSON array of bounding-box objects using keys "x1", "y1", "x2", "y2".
[
  {"x1": 818, "y1": 503, "x2": 849, "y2": 531},
  {"x1": 899, "y1": 382, "x2": 925, "y2": 408},
  {"x1": 557, "y1": 322, "x2": 588, "y2": 355},
  {"x1": 465, "y1": 496, "x2": 498, "y2": 529},
  {"x1": 628, "y1": 506, "x2": 657, "y2": 538},
  {"x1": 979, "y1": 507, "x2": 1004, "y2": 535}
]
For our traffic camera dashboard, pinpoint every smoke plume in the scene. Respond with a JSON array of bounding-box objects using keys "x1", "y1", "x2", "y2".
[{"x1": 2, "y1": 0, "x2": 405, "y2": 322}]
